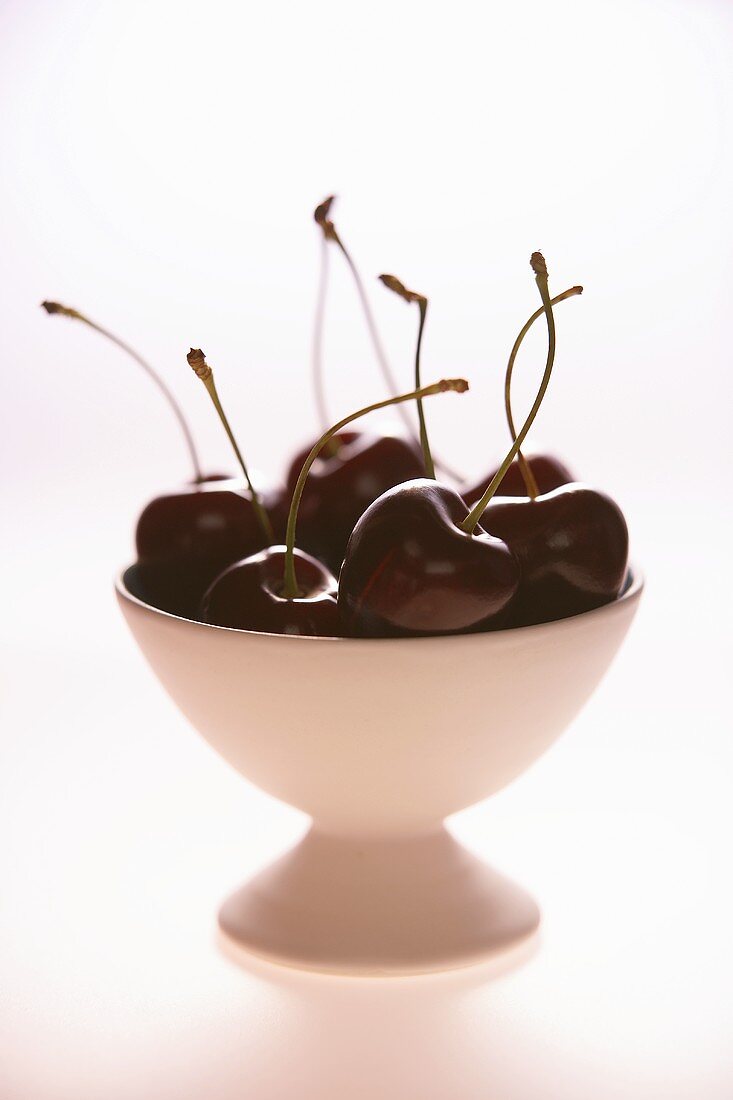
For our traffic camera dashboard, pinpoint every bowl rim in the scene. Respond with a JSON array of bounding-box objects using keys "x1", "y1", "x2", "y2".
[{"x1": 115, "y1": 563, "x2": 644, "y2": 646}]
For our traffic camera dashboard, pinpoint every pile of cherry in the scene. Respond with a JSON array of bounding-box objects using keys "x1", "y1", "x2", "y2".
[{"x1": 43, "y1": 197, "x2": 629, "y2": 638}]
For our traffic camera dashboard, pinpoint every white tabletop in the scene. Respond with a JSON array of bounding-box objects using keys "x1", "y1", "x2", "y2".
[{"x1": 2, "y1": 0, "x2": 732, "y2": 1094}]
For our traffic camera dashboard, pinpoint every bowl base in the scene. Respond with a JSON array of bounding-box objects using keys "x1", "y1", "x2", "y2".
[{"x1": 218, "y1": 826, "x2": 540, "y2": 975}]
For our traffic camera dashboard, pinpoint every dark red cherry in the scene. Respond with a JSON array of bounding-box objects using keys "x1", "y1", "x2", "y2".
[
  {"x1": 481, "y1": 483, "x2": 629, "y2": 626},
  {"x1": 201, "y1": 547, "x2": 341, "y2": 636},
  {"x1": 338, "y1": 479, "x2": 520, "y2": 637},
  {"x1": 464, "y1": 452, "x2": 573, "y2": 502},
  {"x1": 259, "y1": 379, "x2": 469, "y2": 637},
  {"x1": 134, "y1": 477, "x2": 271, "y2": 619},
  {"x1": 284, "y1": 430, "x2": 425, "y2": 574}
]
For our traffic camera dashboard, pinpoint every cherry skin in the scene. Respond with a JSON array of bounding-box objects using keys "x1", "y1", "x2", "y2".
[
  {"x1": 338, "y1": 479, "x2": 520, "y2": 638},
  {"x1": 464, "y1": 452, "x2": 573, "y2": 503},
  {"x1": 480, "y1": 483, "x2": 629, "y2": 626},
  {"x1": 134, "y1": 476, "x2": 273, "y2": 619},
  {"x1": 284, "y1": 429, "x2": 425, "y2": 574},
  {"x1": 201, "y1": 546, "x2": 341, "y2": 636}
]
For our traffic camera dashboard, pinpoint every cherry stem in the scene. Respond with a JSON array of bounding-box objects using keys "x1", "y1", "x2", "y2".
[
  {"x1": 378, "y1": 275, "x2": 436, "y2": 477},
  {"x1": 414, "y1": 299, "x2": 433, "y2": 477},
  {"x1": 313, "y1": 197, "x2": 415, "y2": 440},
  {"x1": 349, "y1": 249, "x2": 466, "y2": 481},
  {"x1": 312, "y1": 232, "x2": 332, "y2": 434},
  {"x1": 460, "y1": 253, "x2": 556, "y2": 534},
  {"x1": 186, "y1": 349, "x2": 273, "y2": 542},
  {"x1": 504, "y1": 285, "x2": 583, "y2": 498},
  {"x1": 283, "y1": 377, "x2": 469, "y2": 598},
  {"x1": 335, "y1": 241, "x2": 416, "y2": 439},
  {"x1": 42, "y1": 301, "x2": 203, "y2": 481}
]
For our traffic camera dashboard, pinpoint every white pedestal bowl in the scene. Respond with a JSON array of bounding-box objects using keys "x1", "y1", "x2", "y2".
[{"x1": 116, "y1": 565, "x2": 642, "y2": 975}]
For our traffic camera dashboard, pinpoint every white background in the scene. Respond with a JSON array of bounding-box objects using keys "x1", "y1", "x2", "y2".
[{"x1": 1, "y1": 1, "x2": 732, "y2": 1097}]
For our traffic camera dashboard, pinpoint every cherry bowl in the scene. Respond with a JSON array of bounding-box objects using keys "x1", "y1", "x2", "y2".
[{"x1": 116, "y1": 565, "x2": 642, "y2": 975}]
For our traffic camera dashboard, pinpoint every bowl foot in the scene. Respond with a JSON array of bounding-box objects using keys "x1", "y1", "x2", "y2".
[{"x1": 218, "y1": 826, "x2": 539, "y2": 975}]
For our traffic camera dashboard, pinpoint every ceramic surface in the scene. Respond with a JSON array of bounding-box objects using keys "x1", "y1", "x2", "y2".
[{"x1": 116, "y1": 566, "x2": 642, "y2": 974}]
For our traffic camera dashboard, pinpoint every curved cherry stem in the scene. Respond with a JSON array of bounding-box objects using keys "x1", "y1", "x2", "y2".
[
  {"x1": 283, "y1": 377, "x2": 469, "y2": 598},
  {"x1": 461, "y1": 253, "x2": 556, "y2": 534},
  {"x1": 352, "y1": 250, "x2": 463, "y2": 481},
  {"x1": 42, "y1": 301, "x2": 203, "y2": 481},
  {"x1": 187, "y1": 349, "x2": 273, "y2": 542},
  {"x1": 505, "y1": 285, "x2": 583, "y2": 498}
]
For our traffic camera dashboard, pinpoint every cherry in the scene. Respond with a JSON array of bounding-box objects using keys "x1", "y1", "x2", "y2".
[
  {"x1": 136, "y1": 349, "x2": 274, "y2": 618},
  {"x1": 465, "y1": 254, "x2": 629, "y2": 625},
  {"x1": 338, "y1": 479, "x2": 519, "y2": 637},
  {"x1": 463, "y1": 451, "x2": 574, "y2": 503},
  {"x1": 340, "y1": 252, "x2": 577, "y2": 638},
  {"x1": 41, "y1": 303, "x2": 263, "y2": 616},
  {"x1": 134, "y1": 477, "x2": 271, "y2": 618},
  {"x1": 201, "y1": 547, "x2": 340, "y2": 635},
  {"x1": 202, "y1": 377, "x2": 468, "y2": 636},
  {"x1": 482, "y1": 485, "x2": 629, "y2": 625},
  {"x1": 283, "y1": 429, "x2": 424, "y2": 574}
]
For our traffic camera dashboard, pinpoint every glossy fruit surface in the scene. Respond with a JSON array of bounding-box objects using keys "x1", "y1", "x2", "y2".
[
  {"x1": 284, "y1": 430, "x2": 425, "y2": 574},
  {"x1": 201, "y1": 546, "x2": 341, "y2": 636},
  {"x1": 464, "y1": 452, "x2": 573, "y2": 503},
  {"x1": 481, "y1": 483, "x2": 629, "y2": 626},
  {"x1": 338, "y1": 479, "x2": 519, "y2": 637},
  {"x1": 134, "y1": 476, "x2": 271, "y2": 619}
]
